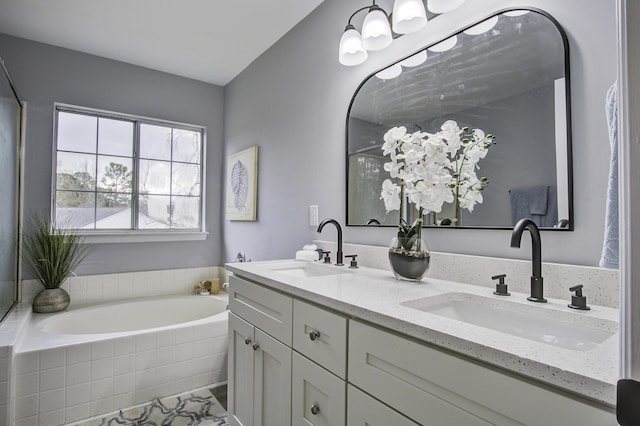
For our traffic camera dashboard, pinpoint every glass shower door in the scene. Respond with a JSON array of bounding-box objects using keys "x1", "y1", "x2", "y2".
[{"x1": 0, "y1": 55, "x2": 22, "y2": 321}]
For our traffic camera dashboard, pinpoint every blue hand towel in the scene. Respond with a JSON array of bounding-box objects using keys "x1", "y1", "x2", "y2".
[
  {"x1": 509, "y1": 188, "x2": 531, "y2": 226},
  {"x1": 540, "y1": 186, "x2": 558, "y2": 227},
  {"x1": 529, "y1": 186, "x2": 548, "y2": 215},
  {"x1": 510, "y1": 186, "x2": 557, "y2": 227},
  {"x1": 599, "y1": 82, "x2": 619, "y2": 269}
]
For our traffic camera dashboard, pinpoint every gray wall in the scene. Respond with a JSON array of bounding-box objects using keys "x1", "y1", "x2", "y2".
[
  {"x1": 0, "y1": 33, "x2": 225, "y2": 275},
  {"x1": 224, "y1": 0, "x2": 617, "y2": 267}
]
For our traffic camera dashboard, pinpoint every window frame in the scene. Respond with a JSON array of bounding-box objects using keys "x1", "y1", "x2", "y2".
[{"x1": 51, "y1": 103, "x2": 208, "y2": 243}]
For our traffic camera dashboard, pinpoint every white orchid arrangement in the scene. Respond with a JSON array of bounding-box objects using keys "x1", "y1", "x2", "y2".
[{"x1": 381, "y1": 120, "x2": 495, "y2": 251}]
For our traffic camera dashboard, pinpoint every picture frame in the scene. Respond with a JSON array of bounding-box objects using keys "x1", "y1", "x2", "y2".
[{"x1": 226, "y1": 145, "x2": 258, "y2": 221}]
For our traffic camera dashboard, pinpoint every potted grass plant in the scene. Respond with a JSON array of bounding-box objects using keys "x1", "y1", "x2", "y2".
[{"x1": 23, "y1": 215, "x2": 89, "y2": 313}]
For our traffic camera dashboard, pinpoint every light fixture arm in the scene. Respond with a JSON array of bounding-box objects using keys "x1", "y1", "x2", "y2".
[{"x1": 346, "y1": 4, "x2": 378, "y2": 29}]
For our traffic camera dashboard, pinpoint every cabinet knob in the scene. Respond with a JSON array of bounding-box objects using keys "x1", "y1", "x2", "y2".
[
  {"x1": 310, "y1": 404, "x2": 320, "y2": 415},
  {"x1": 244, "y1": 337, "x2": 252, "y2": 345},
  {"x1": 252, "y1": 342, "x2": 260, "y2": 351},
  {"x1": 309, "y1": 330, "x2": 321, "y2": 341}
]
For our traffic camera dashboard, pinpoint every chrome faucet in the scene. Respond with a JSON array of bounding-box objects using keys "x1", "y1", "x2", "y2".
[
  {"x1": 316, "y1": 218, "x2": 344, "y2": 266},
  {"x1": 510, "y1": 218, "x2": 546, "y2": 303}
]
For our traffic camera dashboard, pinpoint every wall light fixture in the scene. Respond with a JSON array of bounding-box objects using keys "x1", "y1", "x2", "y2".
[{"x1": 339, "y1": 0, "x2": 466, "y2": 67}]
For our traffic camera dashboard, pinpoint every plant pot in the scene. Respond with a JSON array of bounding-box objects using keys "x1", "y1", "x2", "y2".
[
  {"x1": 33, "y1": 288, "x2": 70, "y2": 313},
  {"x1": 388, "y1": 237, "x2": 430, "y2": 282}
]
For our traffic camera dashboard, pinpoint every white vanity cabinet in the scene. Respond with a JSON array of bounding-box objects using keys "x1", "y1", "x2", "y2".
[
  {"x1": 227, "y1": 270, "x2": 616, "y2": 426},
  {"x1": 349, "y1": 320, "x2": 616, "y2": 426},
  {"x1": 228, "y1": 276, "x2": 348, "y2": 426},
  {"x1": 228, "y1": 276, "x2": 293, "y2": 426}
]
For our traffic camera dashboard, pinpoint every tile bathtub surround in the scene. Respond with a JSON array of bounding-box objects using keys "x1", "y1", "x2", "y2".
[
  {"x1": 0, "y1": 305, "x2": 33, "y2": 426},
  {"x1": 0, "y1": 345, "x2": 10, "y2": 426},
  {"x1": 0, "y1": 265, "x2": 227, "y2": 425},
  {"x1": 12, "y1": 324, "x2": 228, "y2": 425},
  {"x1": 20, "y1": 266, "x2": 227, "y2": 306},
  {"x1": 314, "y1": 240, "x2": 620, "y2": 308}
]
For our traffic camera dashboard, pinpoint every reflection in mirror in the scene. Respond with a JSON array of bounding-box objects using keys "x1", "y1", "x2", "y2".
[{"x1": 347, "y1": 9, "x2": 572, "y2": 229}]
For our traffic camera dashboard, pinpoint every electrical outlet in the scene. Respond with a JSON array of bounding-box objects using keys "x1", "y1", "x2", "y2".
[{"x1": 309, "y1": 205, "x2": 319, "y2": 227}]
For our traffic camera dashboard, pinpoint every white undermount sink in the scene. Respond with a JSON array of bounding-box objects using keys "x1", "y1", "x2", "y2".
[
  {"x1": 401, "y1": 292, "x2": 617, "y2": 351},
  {"x1": 262, "y1": 261, "x2": 351, "y2": 279}
]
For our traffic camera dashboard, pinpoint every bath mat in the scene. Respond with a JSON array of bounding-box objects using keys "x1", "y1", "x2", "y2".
[{"x1": 72, "y1": 388, "x2": 228, "y2": 426}]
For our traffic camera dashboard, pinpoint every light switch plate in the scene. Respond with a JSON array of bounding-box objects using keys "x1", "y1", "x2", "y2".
[{"x1": 309, "y1": 205, "x2": 318, "y2": 227}]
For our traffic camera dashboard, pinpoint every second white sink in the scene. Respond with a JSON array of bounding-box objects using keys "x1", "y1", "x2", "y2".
[{"x1": 401, "y1": 292, "x2": 617, "y2": 351}]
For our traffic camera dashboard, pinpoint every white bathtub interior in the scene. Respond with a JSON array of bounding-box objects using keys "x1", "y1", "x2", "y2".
[{"x1": 20, "y1": 295, "x2": 228, "y2": 349}]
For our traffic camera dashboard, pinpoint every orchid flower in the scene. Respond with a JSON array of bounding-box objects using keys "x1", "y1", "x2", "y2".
[{"x1": 380, "y1": 121, "x2": 494, "y2": 222}]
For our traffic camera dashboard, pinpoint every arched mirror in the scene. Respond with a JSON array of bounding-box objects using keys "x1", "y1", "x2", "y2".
[{"x1": 346, "y1": 9, "x2": 572, "y2": 230}]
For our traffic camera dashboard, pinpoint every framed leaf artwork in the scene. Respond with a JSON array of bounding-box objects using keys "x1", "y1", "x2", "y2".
[{"x1": 226, "y1": 145, "x2": 258, "y2": 221}]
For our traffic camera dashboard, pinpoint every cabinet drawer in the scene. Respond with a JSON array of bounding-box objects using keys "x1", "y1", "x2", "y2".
[
  {"x1": 293, "y1": 299, "x2": 347, "y2": 379},
  {"x1": 292, "y1": 352, "x2": 346, "y2": 426},
  {"x1": 347, "y1": 385, "x2": 419, "y2": 426},
  {"x1": 349, "y1": 321, "x2": 511, "y2": 425},
  {"x1": 349, "y1": 321, "x2": 616, "y2": 426},
  {"x1": 229, "y1": 276, "x2": 293, "y2": 345}
]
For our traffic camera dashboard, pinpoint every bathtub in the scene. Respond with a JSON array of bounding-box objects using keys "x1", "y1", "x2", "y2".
[
  {"x1": 39, "y1": 295, "x2": 228, "y2": 335},
  {"x1": 13, "y1": 294, "x2": 229, "y2": 425}
]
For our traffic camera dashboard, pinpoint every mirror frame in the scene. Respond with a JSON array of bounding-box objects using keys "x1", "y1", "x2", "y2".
[{"x1": 345, "y1": 8, "x2": 573, "y2": 231}]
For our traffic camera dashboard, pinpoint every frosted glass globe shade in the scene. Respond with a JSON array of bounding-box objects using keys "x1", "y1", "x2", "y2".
[
  {"x1": 400, "y1": 50, "x2": 427, "y2": 67},
  {"x1": 339, "y1": 27, "x2": 368, "y2": 66},
  {"x1": 392, "y1": 0, "x2": 428, "y2": 34},
  {"x1": 427, "y1": 35, "x2": 457, "y2": 52},
  {"x1": 362, "y1": 7, "x2": 393, "y2": 51},
  {"x1": 504, "y1": 10, "x2": 530, "y2": 17},
  {"x1": 463, "y1": 16, "x2": 499, "y2": 35},
  {"x1": 427, "y1": 0, "x2": 465, "y2": 14},
  {"x1": 376, "y1": 64, "x2": 402, "y2": 80}
]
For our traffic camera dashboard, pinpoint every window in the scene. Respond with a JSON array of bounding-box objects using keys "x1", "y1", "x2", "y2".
[{"x1": 54, "y1": 105, "x2": 205, "y2": 234}]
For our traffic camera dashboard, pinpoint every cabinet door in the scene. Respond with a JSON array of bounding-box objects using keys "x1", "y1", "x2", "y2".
[
  {"x1": 254, "y1": 328, "x2": 292, "y2": 426},
  {"x1": 292, "y1": 352, "x2": 346, "y2": 426},
  {"x1": 347, "y1": 385, "x2": 419, "y2": 426},
  {"x1": 229, "y1": 313, "x2": 255, "y2": 426}
]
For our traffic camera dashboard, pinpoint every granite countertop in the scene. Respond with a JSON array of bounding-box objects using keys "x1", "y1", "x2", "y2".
[{"x1": 226, "y1": 259, "x2": 619, "y2": 407}]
